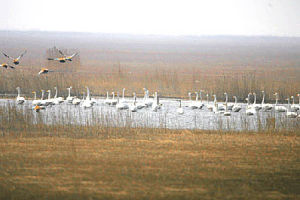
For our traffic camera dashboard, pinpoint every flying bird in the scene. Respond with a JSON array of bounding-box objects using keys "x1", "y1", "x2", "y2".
[
  {"x1": 0, "y1": 63, "x2": 15, "y2": 69},
  {"x1": 2, "y1": 50, "x2": 27, "y2": 65},
  {"x1": 38, "y1": 68, "x2": 54, "y2": 75},
  {"x1": 47, "y1": 49, "x2": 78, "y2": 63}
]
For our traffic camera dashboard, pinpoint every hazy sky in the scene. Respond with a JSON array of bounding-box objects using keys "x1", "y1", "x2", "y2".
[{"x1": 0, "y1": 0, "x2": 299, "y2": 36}]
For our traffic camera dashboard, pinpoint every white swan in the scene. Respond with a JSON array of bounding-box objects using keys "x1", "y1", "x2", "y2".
[
  {"x1": 290, "y1": 96, "x2": 299, "y2": 112},
  {"x1": 46, "y1": 90, "x2": 55, "y2": 105},
  {"x1": 286, "y1": 97, "x2": 297, "y2": 118},
  {"x1": 104, "y1": 91, "x2": 111, "y2": 105},
  {"x1": 129, "y1": 93, "x2": 138, "y2": 112},
  {"x1": 81, "y1": 87, "x2": 93, "y2": 108},
  {"x1": 296, "y1": 94, "x2": 300, "y2": 110},
  {"x1": 176, "y1": 99, "x2": 184, "y2": 115},
  {"x1": 224, "y1": 92, "x2": 234, "y2": 110},
  {"x1": 274, "y1": 93, "x2": 287, "y2": 112},
  {"x1": 190, "y1": 92, "x2": 202, "y2": 109},
  {"x1": 39, "y1": 90, "x2": 51, "y2": 106},
  {"x1": 116, "y1": 92, "x2": 129, "y2": 110},
  {"x1": 110, "y1": 92, "x2": 118, "y2": 106},
  {"x1": 223, "y1": 102, "x2": 231, "y2": 116},
  {"x1": 232, "y1": 96, "x2": 242, "y2": 112},
  {"x1": 152, "y1": 92, "x2": 161, "y2": 112},
  {"x1": 246, "y1": 93, "x2": 256, "y2": 116},
  {"x1": 261, "y1": 91, "x2": 273, "y2": 111},
  {"x1": 198, "y1": 90, "x2": 205, "y2": 109},
  {"x1": 120, "y1": 88, "x2": 130, "y2": 104},
  {"x1": 54, "y1": 87, "x2": 64, "y2": 104},
  {"x1": 16, "y1": 87, "x2": 25, "y2": 104},
  {"x1": 252, "y1": 93, "x2": 262, "y2": 111},
  {"x1": 143, "y1": 88, "x2": 153, "y2": 107},
  {"x1": 66, "y1": 86, "x2": 74, "y2": 103},
  {"x1": 206, "y1": 94, "x2": 214, "y2": 111},
  {"x1": 212, "y1": 94, "x2": 222, "y2": 114},
  {"x1": 32, "y1": 91, "x2": 41, "y2": 106},
  {"x1": 72, "y1": 96, "x2": 81, "y2": 105}
]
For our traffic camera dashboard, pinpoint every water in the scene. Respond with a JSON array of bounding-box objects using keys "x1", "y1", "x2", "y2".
[{"x1": 0, "y1": 98, "x2": 298, "y2": 131}]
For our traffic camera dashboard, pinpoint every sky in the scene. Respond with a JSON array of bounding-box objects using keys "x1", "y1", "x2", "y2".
[{"x1": 0, "y1": 0, "x2": 299, "y2": 37}]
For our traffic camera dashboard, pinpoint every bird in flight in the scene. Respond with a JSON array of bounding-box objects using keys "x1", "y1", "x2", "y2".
[
  {"x1": 48, "y1": 49, "x2": 78, "y2": 63},
  {"x1": 38, "y1": 68, "x2": 54, "y2": 75},
  {"x1": 0, "y1": 63, "x2": 15, "y2": 69},
  {"x1": 2, "y1": 50, "x2": 27, "y2": 65}
]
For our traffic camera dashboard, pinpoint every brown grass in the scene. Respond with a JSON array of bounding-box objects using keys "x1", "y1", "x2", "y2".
[
  {"x1": 0, "y1": 131, "x2": 299, "y2": 200},
  {"x1": 0, "y1": 61, "x2": 299, "y2": 102}
]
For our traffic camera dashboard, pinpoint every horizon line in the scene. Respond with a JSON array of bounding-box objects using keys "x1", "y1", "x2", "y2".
[{"x1": 0, "y1": 29, "x2": 299, "y2": 39}]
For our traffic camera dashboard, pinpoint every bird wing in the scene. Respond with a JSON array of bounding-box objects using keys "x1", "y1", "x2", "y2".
[
  {"x1": 69, "y1": 52, "x2": 78, "y2": 59},
  {"x1": 16, "y1": 50, "x2": 27, "y2": 60},
  {"x1": 2, "y1": 52, "x2": 13, "y2": 60},
  {"x1": 9, "y1": 65, "x2": 15, "y2": 69},
  {"x1": 58, "y1": 50, "x2": 65, "y2": 56},
  {"x1": 48, "y1": 58, "x2": 60, "y2": 61}
]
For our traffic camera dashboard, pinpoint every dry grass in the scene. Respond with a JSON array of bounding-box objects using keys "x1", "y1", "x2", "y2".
[
  {"x1": 0, "y1": 131, "x2": 299, "y2": 200},
  {"x1": 0, "y1": 60, "x2": 299, "y2": 102}
]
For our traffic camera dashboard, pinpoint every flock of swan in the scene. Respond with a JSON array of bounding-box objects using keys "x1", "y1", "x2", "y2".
[
  {"x1": 1, "y1": 49, "x2": 77, "y2": 74},
  {"x1": 13, "y1": 86, "x2": 300, "y2": 118}
]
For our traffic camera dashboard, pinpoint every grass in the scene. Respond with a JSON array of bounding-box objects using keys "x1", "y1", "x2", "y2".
[
  {"x1": 0, "y1": 104, "x2": 299, "y2": 199},
  {"x1": 0, "y1": 131, "x2": 299, "y2": 200}
]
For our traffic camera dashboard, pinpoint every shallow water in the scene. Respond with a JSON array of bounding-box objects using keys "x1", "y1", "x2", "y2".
[{"x1": 0, "y1": 98, "x2": 298, "y2": 131}]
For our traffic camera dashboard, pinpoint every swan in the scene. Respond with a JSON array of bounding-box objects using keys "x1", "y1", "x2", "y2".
[
  {"x1": 152, "y1": 92, "x2": 161, "y2": 112},
  {"x1": 246, "y1": 93, "x2": 256, "y2": 116},
  {"x1": 286, "y1": 97, "x2": 297, "y2": 118},
  {"x1": 129, "y1": 93, "x2": 138, "y2": 112},
  {"x1": 72, "y1": 96, "x2": 81, "y2": 105},
  {"x1": 261, "y1": 91, "x2": 273, "y2": 111},
  {"x1": 120, "y1": 88, "x2": 130, "y2": 104},
  {"x1": 224, "y1": 92, "x2": 234, "y2": 110},
  {"x1": 81, "y1": 87, "x2": 93, "y2": 108},
  {"x1": 223, "y1": 102, "x2": 231, "y2": 116},
  {"x1": 38, "y1": 68, "x2": 54, "y2": 75},
  {"x1": 143, "y1": 88, "x2": 153, "y2": 107},
  {"x1": 66, "y1": 87, "x2": 74, "y2": 103},
  {"x1": 48, "y1": 50, "x2": 78, "y2": 63},
  {"x1": 216, "y1": 94, "x2": 225, "y2": 111},
  {"x1": 54, "y1": 87, "x2": 64, "y2": 103},
  {"x1": 198, "y1": 90, "x2": 205, "y2": 109},
  {"x1": 33, "y1": 105, "x2": 42, "y2": 112},
  {"x1": 296, "y1": 94, "x2": 300, "y2": 110},
  {"x1": 212, "y1": 94, "x2": 222, "y2": 114},
  {"x1": 290, "y1": 96, "x2": 299, "y2": 112},
  {"x1": 2, "y1": 50, "x2": 26, "y2": 65},
  {"x1": 0, "y1": 63, "x2": 14, "y2": 69},
  {"x1": 116, "y1": 92, "x2": 129, "y2": 110},
  {"x1": 187, "y1": 92, "x2": 193, "y2": 108},
  {"x1": 46, "y1": 90, "x2": 55, "y2": 105},
  {"x1": 252, "y1": 93, "x2": 262, "y2": 111},
  {"x1": 104, "y1": 91, "x2": 111, "y2": 105},
  {"x1": 274, "y1": 93, "x2": 287, "y2": 112},
  {"x1": 39, "y1": 90, "x2": 51, "y2": 106},
  {"x1": 16, "y1": 87, "x2": 25, "y2": 104},
  {"x1": 136, "y1": 92, "x2": 146, "y2": 109},
  {"x1": 190, "y1": 92, "x2": 202, "y2": 109},
  {"x1": 32, "y1": 91, "x2": 41, "y2": 106},
  {"x1": 110, "y1": 92, "x2": 118, "y2": 106},
  {"x1": 232, "y1": 96, "x2": 242, "y2": 112},
  {"x1": 176, "y1": 99, "x2": 184, "y2": 115},
  {"x1": 206, "y1": 94, "x2": 214, "y2": 111}
]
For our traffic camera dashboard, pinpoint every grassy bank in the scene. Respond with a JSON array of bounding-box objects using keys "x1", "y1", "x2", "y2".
[{"x1": 0, "y1": 131, "x2": 299, "y2": 200}]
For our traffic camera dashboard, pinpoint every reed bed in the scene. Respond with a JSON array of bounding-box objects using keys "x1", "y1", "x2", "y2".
[{"x1": 0, "y1": 64, "x2": 299, "y2": 103}]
